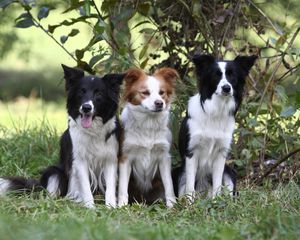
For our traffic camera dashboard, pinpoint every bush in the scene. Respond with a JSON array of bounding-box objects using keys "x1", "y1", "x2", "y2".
[{"x1": 0, "y1": 68, "x2": 65, "y2": 101}]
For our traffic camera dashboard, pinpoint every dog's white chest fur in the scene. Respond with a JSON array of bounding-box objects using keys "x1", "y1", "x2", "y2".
[
  {"x1": 122, "y1": 105, "x2": 171, "y2": 190},
  {"x1": 188, "y1": 94, "x2": 235, "y2": 173},
  {"x1": 68, "y1": 117, "x2": 118, "y2": 194}
]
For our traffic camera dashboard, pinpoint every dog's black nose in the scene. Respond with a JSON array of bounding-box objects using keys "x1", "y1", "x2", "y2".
[
  {"x1": 154, "y1": 100, "x2": 163, "y2": 109},
  {"x1": 81, "y1": 103, "x2": 92, "y2": 113},
  {"x1": 222, "y1": 84, "x2": 231, "y2": 93}
]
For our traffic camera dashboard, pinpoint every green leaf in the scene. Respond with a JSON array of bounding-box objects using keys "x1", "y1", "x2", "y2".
[
  {"x1": 70, "y1": 0, "x2": 79, "y2": 5},
  {"x1": 79, "y1": 1, "x2": 90, "y2": 16},
  {"x1": 295, "y1": 91, "x2": 300, "y2": 107},
  {"x1": 138, "y1": 2, "x2": 150, "y2": 16},
  {"x1": 248, "y1": 118, "x2": 258, "y2": 127},
  {"x1": 22, "y1": 0, "x2": 35, "y2": 11},
  {"x1": 15, "y1": 12, "x2": 31, "y2": 21},
  {"x1": 139, "y1": 28, "x2": 155, "y2": 34},
  {"x1": 60, "y1": 35, "x2": 68, "y2": 44},
  {"x1": 273, "y1": 22, "x2": 284, "y2": 36},
  {"x1": 89, "y1": 54, "x2": 105, "y2": 68},
  {"x1": 0, "y1": 0, "x2": 17, "y2": 9},
  {"x1": 77, "y1": 60, "x2": 94, "y2": 74},
  {"x1": 94, "y1": 19, "x2": 107, "y2": 34},
  {"x1": 269, "y1": 37, "x2": 277, "y2": 46},
  {"x1": 275, "y1": 85, "x2": 287, "y2": 103},
  {"x1": 139, "y1": 44, "x2": 149, "y2": 60},
  {"x1": 101, "y1": 0, "x2": 117, "y2": 12},
  {"x1": 62, "y1": 1, "x2": 85, "y2": 14},
  {"x1": 276, "y1": 34, "x2": 287, "y2": 48},
  {"x1": 38, "y1": 6, "x2": 51, "y2": 21},
  {"x1": 48, "y1": 15, "x2": 97, "y2": 33},
  {"x1": 280, "y1": 106, "x2": 296, "y2": 118},
  {"x1": 75, "y1": 49, "x2": 84, "y2": 60},
  {"x1": 15, "y1": 18, "x2": 35, "y2": 28},
  {"x1": 68, "y1": 29, "x2": 79, "y2": 37},
  {"x1": 132, "y1": 20, "x2": 151, "y2": 30},
  {"x1": 48, "y1": 24, "x2": 58, "y2": 34},
  {"x1": 140, "y1": 58, "x2": 149, "y2": 69},
  {"x1": 118, "y1": 47, "x2": 127, "y2": 56}
]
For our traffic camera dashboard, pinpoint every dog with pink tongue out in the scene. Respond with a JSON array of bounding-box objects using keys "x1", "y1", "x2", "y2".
[{"x1": 0, "y1": 65, "x2": 125, "y2": 208}]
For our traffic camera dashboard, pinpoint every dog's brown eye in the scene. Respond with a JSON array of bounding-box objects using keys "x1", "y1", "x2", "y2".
[
  {"x1": 216, "y1": 70, "x2": 222, "y2": 77},
  {"x1": 159, "y1": 90, "x2": 165, "y2": 95},
  {"x1": 94, "y1": 89, "x2": 102, "y2": 97},
  {"x1": 141, "y1": 90, "x2": 150, "y2": 96}
]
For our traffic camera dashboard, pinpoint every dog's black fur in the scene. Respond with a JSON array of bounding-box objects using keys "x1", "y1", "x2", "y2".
[
  {"x1": 0, "y1": 65, "x2": 124, "y2": 207},
  {"x1": 174, "y1": 55, "x2": 257, "y2": 197}
]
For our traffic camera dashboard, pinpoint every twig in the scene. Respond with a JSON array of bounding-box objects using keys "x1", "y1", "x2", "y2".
[
  {"x1": 255, "y1": 27, "x2": 300, "y2": 117},
  {"x1": 150, "y1": 2, "x2": 175, "y2": 63},
  {"x1": 255, "y1": 146, "x2": 300, "y2": 185},
  {"x1": 176, "y1": 0, "x2": 214, "y2": 53},
  {"x1": 219, "y1": 0, "x2": 241, "y2": 50},
  {"x1": 247, "y1": 0, "x2": 284, "y2": 35},
  {"x1": 27, "y1": 11, "x2": 77, "y2": 62},
  {"x1": 277, "y1": 63, "x2": 300, "y2": 82},
  {"x1": 90, "y1": 0, "x2": 105, "y2": 21}
]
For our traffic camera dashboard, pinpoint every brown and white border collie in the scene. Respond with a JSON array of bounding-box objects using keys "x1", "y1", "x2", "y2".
[{"x1": 118, "y1": 68, "x2": 178, "y2": 207}]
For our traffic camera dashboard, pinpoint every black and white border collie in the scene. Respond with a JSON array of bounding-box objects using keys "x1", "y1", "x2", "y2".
[
  {"x1": 0, "y1": 65, "x2": 125, "y2": 208},
  {"x1": 177, "y1": 55, "x2": 257, "y2": 199},
  {"x1": 118, "y1": 68, "x2": 178, "y2": 207}
]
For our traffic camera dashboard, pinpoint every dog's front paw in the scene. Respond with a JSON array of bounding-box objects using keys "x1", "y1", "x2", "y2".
[
  {"x1": 105, "y1": 200, "x2": 116, "y2": 208},
  {"x1": 118, "y1": 195, "x2": 128, "y2": 207},
  {"x1": 84, "y1": 200, "x2": 95, "y2": 209},
  {"x1": 166, "y1": 197, "x2": 176, "y2": 208},
  {"x1": 186, "y1": 191, "x2": 196, "y2": 204}
]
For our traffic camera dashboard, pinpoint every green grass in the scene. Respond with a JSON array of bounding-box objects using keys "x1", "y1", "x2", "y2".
[
  {"x1": 0, "y1": 99, "x2": 66, "y2": 134},
  {"x1": 0, "y1": 182, "x2": 299, "y2": 240},
  {"x1": 0, "y1": 118, "x2": 299, "y2": 239}
]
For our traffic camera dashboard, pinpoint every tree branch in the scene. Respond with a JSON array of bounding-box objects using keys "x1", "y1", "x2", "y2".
[
  {"x1": 255, "y1": 146, "x2": 300, "y2": 185},
  {"x1": 27, "y1": 11, "x2": 77, "y2": 63}
]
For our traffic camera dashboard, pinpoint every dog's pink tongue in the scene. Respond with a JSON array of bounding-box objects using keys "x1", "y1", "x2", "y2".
[{"x1": 81, "y1": 115, "x2": 93, "y2": 128}]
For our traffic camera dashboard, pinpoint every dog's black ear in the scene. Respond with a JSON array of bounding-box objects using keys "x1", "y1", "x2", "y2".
[
  {"x1": 61, "y1": 64, "x2": 84, "y2": 91},
  {"x1": 102, "y1": 73, "x2": 126, "y2": 87},
  {"x1": 192, "y1": 54, "x2": 215, "y2": 70},
  {"x1": 234, "y1": 55, "x2": 257, "y2": 74}
]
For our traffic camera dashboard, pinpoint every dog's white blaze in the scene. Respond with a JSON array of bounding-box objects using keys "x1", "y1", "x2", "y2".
[
  {"x1": 67, "y1": 116, "x2": 118, "y2": 208},
  {"x1": 47, "y1": 175, "x2": 60, "y2": 197},
  {"x1": 0, "y1": 178, "x2": 11, "y2": 196},
  {"x1": 216, "y1": 62, "x2": 233, "y2": 96},
  {"x1": 141, "y1": 76, "x2": 166, "y2": 111},
  {"x1": 217, "y1": 62, "x2": 227, "y2": 79}
]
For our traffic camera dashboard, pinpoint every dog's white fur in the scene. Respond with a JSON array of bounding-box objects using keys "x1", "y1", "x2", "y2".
[
  {"x1": 118, "y1": 75, "x2": 176, "y2": 208},
  {"x1": 179, "y1": 62, "x2": 236, "y2": 199},
  {"x1": 0, "y1": 178, "x2": 11, "y2": 197},
  {"x1": 49, "y1": 116, "x2": 118, "y2": 208}
]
